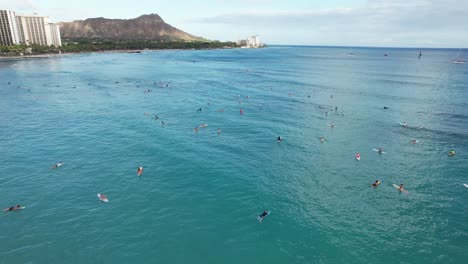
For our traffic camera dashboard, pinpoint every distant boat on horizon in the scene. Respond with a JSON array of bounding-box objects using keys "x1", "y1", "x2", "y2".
[{"x1": 452, "y1": 49, "x2": 466, "y2": 64}]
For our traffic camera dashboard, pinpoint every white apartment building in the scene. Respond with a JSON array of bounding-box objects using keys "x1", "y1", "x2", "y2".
[
  {"x1": 0, "y1": 10, "x2": 61, "y2": 47},
  {"x1": 0, "y1": 10, "x2": 21, "y2": 46},
  {"x1": 237, "y1": 35, "x2": 262, "y2": 48}
]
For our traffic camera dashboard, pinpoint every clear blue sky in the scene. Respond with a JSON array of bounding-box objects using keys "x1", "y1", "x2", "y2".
[{"x1": 2, "y1": 0, "x2": 467, "y2": 48}]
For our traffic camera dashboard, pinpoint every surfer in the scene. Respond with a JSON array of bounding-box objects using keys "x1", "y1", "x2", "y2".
[
  {"x1": 372, "y1": 180, "x2": 381, "y2": 187},
  {"x1": 259, "y1": 211, "x2": 268, "y2": 219},
  {"x1": 320, "y1": 136, "x2": 325, "y2": 143},
  {"x1": 410, "y1": 140, "x2": 418, "y2": 144},
  {"x1": 384, "y1": 106, "x2": 388, "y2": 109},
  {"x1": 3, "y1": 205, "x2": 22, "y2": 212},
  {"x1": 330, "y1": 121, "x2": 335, "y2": 128},
  {"x1": 217, "y1": 128, "x2": 221, "y2": 134},
  {"x1": 398, "y1": 184, "x2": 405, "y2": 192},
  {"x1": 161, "y1": 121, "x2": 165, "y2": 126},
  {"x1": 355, "y1": 153, "x2": 361, "y2": 160},
  {"x1": 335, "y1": 106, "x2": 338, "y2": 111},
  {"x1": 378, "y1": 147, "x2": 384, "y2": 154},
  {"x1": 137, "y1": 167, "x2": 143, "y2": 176},
  {"x1": 418, "y1": 50, "x2": 422, "y2": 59},
  {"x1": 194, "y1": 127, "x2": 199, "y2": 133},
  {"x1": 402, "y1": 122, "x2": 408, "y2": 127},
  {"x1": 240, "y1": 109, "x2": 244, "y2": 115},
  {"x1": 449, "y1": 149, "x2": 455, "y2": 156},
  {"x1": 52, "y1": 162, "x2": 63, "y2": 169},
  {"x1": 154, "y1": 114, "x2": 159, "y2": 120},
  {"x1": 98, "y1": 194, "x2": 108, "y2": 201},
  {"x1": 277, "y1": 136, "x2": 283, "y2": 143},
  {"x1": 197, "y1": 107, "x2": 202, "y2": 112}
]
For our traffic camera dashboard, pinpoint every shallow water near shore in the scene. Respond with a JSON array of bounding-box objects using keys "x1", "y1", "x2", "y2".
[{"x1": 0, "y1": 46, "x2": 467, "y2": 263}]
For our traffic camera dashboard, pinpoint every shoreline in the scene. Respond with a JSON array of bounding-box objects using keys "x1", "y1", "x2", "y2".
[{"x1": 0, "y1": 47, "x2": 243, "y2": 61}]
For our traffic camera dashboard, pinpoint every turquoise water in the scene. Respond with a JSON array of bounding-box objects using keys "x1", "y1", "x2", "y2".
[{"x1": 0, "y1": 46, "x2": 467, "y2": 263}]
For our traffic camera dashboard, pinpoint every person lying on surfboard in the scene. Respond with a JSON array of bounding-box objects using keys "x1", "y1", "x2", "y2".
[
  {"x1": 378, "y1": 147, "x2": 384, "y2": 154},
  {"x1": 3, "y1": 205, "x2": 22, "y2": 212},
  {"x1": 259, "y1": 211, "x2": 269, "y2": 219},
  {"x1": 52, "y1": 162, "x2": 64, "y2": 169},
  {"x1": 372, "y1": 180, "x2": 381, "y2": 187},
  {"x1": 137, "y1": 167, "x2": 143, "y2": 176}
]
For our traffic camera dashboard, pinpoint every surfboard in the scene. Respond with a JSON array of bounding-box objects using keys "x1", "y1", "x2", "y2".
[
  {"x1": 137, "y1": 167, "x2": 143, "y2": 176},
  {"x1": 257, "y1": 211, "x2": 270, "y2": 222},
  {"x1": 464, "y1": 184, "x2": 468, "y2": 188},
  {"x1": 393, "y1": 184, "x2": 408, "y2": 193},
  {"x1": 199, "y1": 124, "x2": 208, "y2": 128},
  {"x1": 356, "y1": 156, "x2": 361, "y2": 161},
  {"x1": 373, "y1": 148, "x2": 387, "y2": 154},
  {"x1": 97, "y1": 194, "x2": 109, "y2": 203},
  {"x1": 3, "y1": 206, "x2": 25, "y2": 212}
]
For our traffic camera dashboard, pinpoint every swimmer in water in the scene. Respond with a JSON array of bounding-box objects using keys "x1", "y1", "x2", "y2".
[
  {"x1": 137, "y1": 167, "x2": 143, "y2": 176},
  {"x1": 161, "y1": 121, "x2": 165, "y2": 126},
  {"x1": 217, "y1": 128, "x2": 221, "y2": 134},
  {"x1": 449, "y1": 149, "x2": 455, "y2": 156},
  {"x1": 335, "y1": 106, "x2": 338, "y2": 111},
  {"x1": 410, "y1": 140, "x2": 418, "y2": 144},
  {"x1": 320, "y1": 136, "x2": 325, "y2": 143},
  {"x1": 197, "y1": 107, "x2": 202, "y2": 112},
  {"x1": 52, "y1": 162, "x2": 64, "y2": 169},
  {"x1": 3, "y1": 205, "x2": 22, "y2": 212},
  {"x1": 154, "y1": 115, "x2": 159, "y2": 120},
  {"x1": 384, "y1": 106, "x2": 388, "y2": 109},
  {"x1": 277, "y1": 136, "x2": 282, "y2": 143},
  {"x1": 194, "y1": 127, "x2": 199, "y2": 133},
  {"x1": 330, "y1": 122, "x2": 335, "y2": 128},
  {"x1": 372, "y1": 180, "x2": 381, "y2": 187}
]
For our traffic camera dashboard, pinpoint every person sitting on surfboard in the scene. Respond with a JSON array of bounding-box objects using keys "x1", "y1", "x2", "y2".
[
  {"x1": 330, "y1": 121, "x2": 335, "y2": 128},
  {"x1": 99, "y1": 194, "x2": 108, "y2": 201},
  {"x1": 372, "y1": 180, "x2": 381, "y2": 187},
  {"x1": 398, "y1": 184, "x2": 405, "y2": 192},
  {"x1": 402, "y1": 122, "x2": 407, "y2": 127},
  {"x1": 356, "y1": 153, "x2": 361, "y2": 159},
  {"x1": 277, "y1": 136, "x2": 282, "y2": 142},
  {"x1": 449, "y1": 149, "x2": 455, "y2": 156},
  {"x1": 3, "y1": 205, "x2": 22, "y2": 211},
  {"x1": 320, "y1": 136, "x2": 325, "y2": 143}
]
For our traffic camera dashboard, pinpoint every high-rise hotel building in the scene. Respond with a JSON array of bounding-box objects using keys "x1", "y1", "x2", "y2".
[
  {"x1": 0, "y1": 10, "x2": 61, "y2": 47},
  {"x1": 0, "y1": 10, "x2": 21, "y2": 45}
]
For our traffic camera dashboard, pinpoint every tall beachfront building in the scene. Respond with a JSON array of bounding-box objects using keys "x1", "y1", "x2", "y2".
[
  {"x1": 16, "y1": 14, "x2": 62, "y2": 47},
  {"x1": 0, "y1": 10, "x2": 61, "y2": 47},
  {"x1": 0, "y1": 10, "x2": 21, "y2": 46}
]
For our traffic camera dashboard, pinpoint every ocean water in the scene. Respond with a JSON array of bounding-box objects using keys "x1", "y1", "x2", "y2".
[{"x1": 0, "y1": 46, "x2": 467, "y2": 264}]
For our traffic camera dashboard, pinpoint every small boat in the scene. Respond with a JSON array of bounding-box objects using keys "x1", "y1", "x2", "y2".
[{"x1": 452, "y1": 49, "x2": 466, "y2": 64}]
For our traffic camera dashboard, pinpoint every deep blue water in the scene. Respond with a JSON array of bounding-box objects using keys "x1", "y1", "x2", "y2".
[{"x1": 0, "y1": 46, "x2": 467, "y2": 264}]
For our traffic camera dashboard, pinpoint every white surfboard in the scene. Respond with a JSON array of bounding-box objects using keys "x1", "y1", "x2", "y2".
[
  {"x1": 199, "y1": 124, "x2": 208, "y2": 128},
  {"x1": 356, "y1": 156, "x2": 361, "y2": 161},
  {"x1": 463, "y1": 184, "x2": 468, "y2": 188},
  {"x1": 373, "y1": 148, "x2": 387, "y2": 154},
  {"x1": 257, "y1": 211, "x2": 270, "y2": 222},
  {"x1": 97, "y1": 193, "x2": 109, "y2": 203},
  {"x1": 3, "y1": 206, "x2": 25, "y2": 212},
  {"x1": 393, "y1": 184, "x2": 408, "y2": 193}
]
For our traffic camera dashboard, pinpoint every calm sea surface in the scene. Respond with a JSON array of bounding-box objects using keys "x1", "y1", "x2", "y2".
[{"x1": 0, "y1": 46, "x2": 467, "y2": 263}]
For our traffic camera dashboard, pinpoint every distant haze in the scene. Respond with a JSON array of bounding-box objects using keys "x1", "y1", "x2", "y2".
[{"x1": 1, "y1": 0, "x2": 467, "y2": 48}]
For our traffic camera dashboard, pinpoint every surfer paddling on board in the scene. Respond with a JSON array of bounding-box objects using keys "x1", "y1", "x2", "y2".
[
  {"x1": 448, "y1": 149, "x2": 455, "y2": 156},
  {"x1": 52, "y1": 162, "x2": 64, "y2": 169},
  {"x1": 410, "y1": 140, "x2": 418, "y2": 144},
  {"x1": 355, "y1": 153, "x2": 361, "y2": 160},
  {"x1": 277, "y1": 136, "x2": 283, "y2": 143},
  {"x1": 137, "y1": 167, "x2": 143, "y2": 176},
  {"x1": 372, "y1": 180, "x2": 381, "y2": 187},
  {"x1": 3, "y1": 205, "x2": 23, "y2": 212}
]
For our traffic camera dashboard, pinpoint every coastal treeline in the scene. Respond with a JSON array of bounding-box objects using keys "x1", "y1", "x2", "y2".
[{"x1": 0, "y1": 40, "x2": 240, "y2": 56}]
